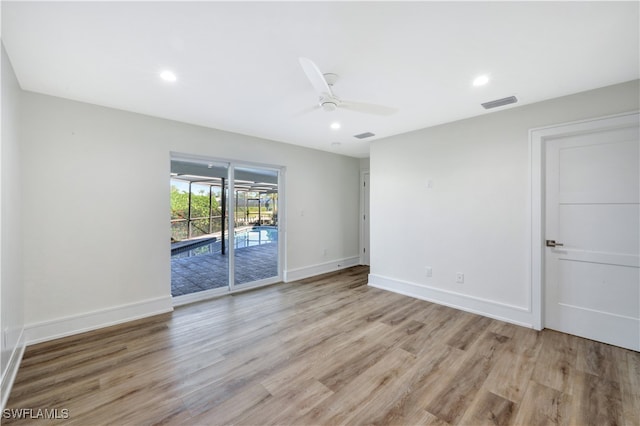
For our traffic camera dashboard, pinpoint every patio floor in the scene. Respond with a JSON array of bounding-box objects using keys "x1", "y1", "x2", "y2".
[{"x1": 171, "y1": 241, "x2": 278, "y2": 297}]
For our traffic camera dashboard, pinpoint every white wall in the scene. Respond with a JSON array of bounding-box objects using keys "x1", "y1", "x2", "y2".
[
  {"x1": 20, "y1": 91, "x2": 360, "y2": 343},
  {"x1": 369, "y1": 80, "x2": 640, "y2": 327},
  {"x1": 1, "y1": 43, "x2": 25, "y2": 409},
  {"x1": 360, "y1": 158, "x2": 370, "y2": 171}
]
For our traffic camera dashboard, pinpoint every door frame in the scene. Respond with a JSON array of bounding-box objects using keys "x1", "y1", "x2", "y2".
[
  {"x1": 529, "y1": 111, "x2": 639, "y2": 330},
  {"x1": 360, "y1": 169, "x2": 370, "y2": 266}
]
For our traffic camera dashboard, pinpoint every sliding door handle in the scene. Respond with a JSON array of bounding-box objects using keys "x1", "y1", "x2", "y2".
[{"x1": 546, "y1": 240, "x2": 564, "y2": 248}]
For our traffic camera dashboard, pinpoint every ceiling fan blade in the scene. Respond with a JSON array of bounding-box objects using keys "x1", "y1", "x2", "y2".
[
  {"x1": 340, "y1": 100, "x2": 398, "y2": 116},
  {"x1": 293, "y1": 104, "x2": 321, "y2": 117},
  {"x1": 299, "y1": 57, "x2": 332, "y2": 96}
]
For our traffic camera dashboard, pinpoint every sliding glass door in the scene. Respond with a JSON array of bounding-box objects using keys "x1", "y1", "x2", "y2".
[
  {"x1": 170, "y1": 155, "x2": 281, "y2": 301},
  {"x1": 233, "y1": 166, "x2": 279, "y2": 287},
  {"x1": 170, "y1": 160, "x2": 230, "y2": 298}
]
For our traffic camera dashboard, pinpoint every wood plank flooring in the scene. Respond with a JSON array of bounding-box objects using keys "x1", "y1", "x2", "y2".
[{"x1": 5, "y1": 266, "x2": 639, "y2": 425}]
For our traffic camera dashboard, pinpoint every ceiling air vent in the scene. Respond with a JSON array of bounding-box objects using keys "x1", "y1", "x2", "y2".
[
  {"x1": 481, "y1": 96, "x2": 518, "y2": 110},
  {"x1": 354, "y1": 132, "x2": 376, "y2": 139}
]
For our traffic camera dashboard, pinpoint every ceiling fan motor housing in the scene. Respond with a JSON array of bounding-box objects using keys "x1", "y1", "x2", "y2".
[{"x1": 300, "y1": 57, "x2": 396, "y2": 116}]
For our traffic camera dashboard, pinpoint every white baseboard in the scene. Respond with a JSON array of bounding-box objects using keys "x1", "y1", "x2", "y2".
[
  {"x1": 368, "y1": 273, "x2": 534, "y2": 328},
  {"x1": 284, "y1": 256, "x2": 360, "y2": 282},
  {"x1": 1, "y1": 328, "x2": 25, "y2": 411},
  {"x1": 25, "y1": 296, "x2": 174, "y2": 346}
]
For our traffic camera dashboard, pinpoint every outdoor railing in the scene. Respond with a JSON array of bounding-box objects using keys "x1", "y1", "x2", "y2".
[{"x1": 171, "y1": 212, "x2": 274, "y2": 241}]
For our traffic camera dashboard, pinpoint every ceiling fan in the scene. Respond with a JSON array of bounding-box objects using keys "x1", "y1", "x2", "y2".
[{"x1": 298, "y1": 57, "x2": 397, "y2": 116}]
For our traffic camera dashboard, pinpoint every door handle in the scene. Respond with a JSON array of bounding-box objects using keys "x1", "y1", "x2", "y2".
[{"x1": 546, "y1": 240, "x2": 564, "y2": 248}]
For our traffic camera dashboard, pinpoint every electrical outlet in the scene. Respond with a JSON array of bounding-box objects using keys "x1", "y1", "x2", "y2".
[
  {"x1": 425, "y1": 267, "x2": 432, "y2": 277},
  {"x1": 456, "y1": 272, "x2": 464, "y2": 284}
]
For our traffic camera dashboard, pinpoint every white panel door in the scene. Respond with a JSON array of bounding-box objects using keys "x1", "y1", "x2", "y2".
[{"x1": 545, "y1": 119, "x2": 640, "y2": 351}]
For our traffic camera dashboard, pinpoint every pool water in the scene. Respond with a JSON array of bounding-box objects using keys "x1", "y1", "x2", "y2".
[{"x1": 172, "y1": 226, "x2": 277, "y2": 259}]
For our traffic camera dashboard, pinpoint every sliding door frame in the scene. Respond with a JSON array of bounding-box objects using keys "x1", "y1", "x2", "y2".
[{"x1": 171, "y1": 152, "x2": 285, "y2": 306}]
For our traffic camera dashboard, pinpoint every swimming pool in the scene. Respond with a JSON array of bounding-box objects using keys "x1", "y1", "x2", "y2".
[{"x1": 172, "y1": 226, "x2": 277, "y2": 259}]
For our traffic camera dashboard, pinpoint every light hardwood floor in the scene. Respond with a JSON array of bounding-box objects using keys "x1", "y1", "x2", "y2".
[{"x1": 5, "y1": 266, "x2": 639, "y2": 425}]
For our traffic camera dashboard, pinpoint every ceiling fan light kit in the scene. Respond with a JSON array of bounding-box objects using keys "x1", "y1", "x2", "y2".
[{"x1": 322, "y1": 100, "x2": 338, "y2": 112}]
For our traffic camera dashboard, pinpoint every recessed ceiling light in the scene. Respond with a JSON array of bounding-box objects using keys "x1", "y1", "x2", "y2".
[
  {"x1": 473, "y1": 74, "x2": 489, "y2": 87},
  {"x1": 160, "y1": 70, "x2": 177, "y2": 82},
  {"x1": 330, "y1": 122, "x2": 341, "y2": 130}
]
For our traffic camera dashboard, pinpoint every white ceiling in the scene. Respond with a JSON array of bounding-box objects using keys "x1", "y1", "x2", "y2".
[{"x1": 2, "y1": 1, "x2": 638, "y2": 158}]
